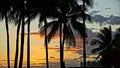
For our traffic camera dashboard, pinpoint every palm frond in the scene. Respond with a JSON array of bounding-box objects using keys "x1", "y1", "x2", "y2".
[
  {"x1": 112, "y1": 32, "x2": 120, "y2": 47},
  {"x1": 63, "y1": 24, "x2": 76, "y2": 48},
  {"x1": 91, "y1": 44, "x2": 105, "y2": 54},
  {"x1": 47, "y1": 22, "x2": 59, "y2": 43},
  {"x1": 91, "y1": 27, "x2": 113, "y2": 54},
  {"x1": 39, "y1": 21, "x2": 58, "y2": 35},
  {"x1": 116, "y1": 27, "x2": 120, "y2": 32},
  {"x1": 69, "y1": 12, "x2": 92, "y2": 22},
  {"x1": 91, "y1": 48, "x2": 101, "y2": 54},
  {"x1": 96, "y1": 33, "x2": 105, "y2": 41},
  {"x1": 99, "y1": 27, "x2": 112, "y2": 43},
  {"x1": 25, "y1": 9, "x2": 39, "y2": 25},
  {"x1": 71, "y1": 20, "x2": 86, "y2": 37},
  {"x1": 90, "y1": 39, "x2": 103, "y2": 46},
  {"x1": 39, "y1": 13, "x2": 45, "y2": 23},
  {"x1": 95, "y1": 54, "x2": 101, "y2": 61},
  {"x1": 84, "y1": 0, "x2": 93, "y2": 7}
]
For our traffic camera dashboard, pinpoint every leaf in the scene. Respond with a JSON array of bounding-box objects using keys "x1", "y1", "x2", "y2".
[
  {"x1": 63, "y1": 23, "x2": 76, "y2": 48},
  {"x1": 47, "y1": 22, "x2": 59, "y2": 43}
]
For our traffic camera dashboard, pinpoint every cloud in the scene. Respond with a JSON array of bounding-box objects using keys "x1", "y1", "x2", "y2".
[
  {"x1": 92, "y1": 14, "x2": 120, "y2": 25},
  {"x1": 90, "y1": 8, "x2": 111, "y2": 15},
  {"x1": 108, "y1": 15, "x2": 120, "y2": 24},
  {"x1": 48, "y1": 47, "x2": 59, "y2": 50},
  {"x1": 89, "y1": 11, "x2": 100, "y2": 15},
  {"x1": 105, "y1": 7, "x2": 111, "y2": 10},
  {"x1": 24, "y1": 32, "x2": 60, "y2": 39},
  {"x1": 24, "y1": 32, "x2": 44, "y2": 38},
  {"x1": 64, "y1": 47, "x2": 82, "y2": 53},
  {"x1": 92, "y1": 15, "x2": 108, "y2": 23}
]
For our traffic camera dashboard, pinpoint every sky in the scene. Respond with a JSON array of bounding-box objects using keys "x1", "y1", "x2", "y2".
[{"x1": 0, "y1": 0, "x2": 120, "y2": 67}]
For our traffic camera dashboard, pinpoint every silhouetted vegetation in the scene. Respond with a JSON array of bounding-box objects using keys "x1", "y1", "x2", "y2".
[
  {"x1": 0, "y1": 0, "x2": 94, "y2": 68},
  {"x1": 0, "y1": 0, "x2": 12, "y2": 68},
  {"x1": 91, "y1": 26, "x2": 120, "y2": 68},
  {"x1": 39, "y1": 0, "x2": 93, "y2": 68}
]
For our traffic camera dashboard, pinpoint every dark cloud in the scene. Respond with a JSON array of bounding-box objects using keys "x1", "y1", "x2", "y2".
[
  {"x1": 92, "y1": 14, "x2": 120, "y2": 25},
  {"x1": 105, "y1": 8, "x2": 111, "y2": 10},
  {"x1": 108, "y1": 15, "x2": 120, "y2": 24},
  {"x1": 50, "y1": 56, "x2": 56, "y2": 59},
  {"x1": 92, "y1": 15, "x2": 108, "y2": 23}
]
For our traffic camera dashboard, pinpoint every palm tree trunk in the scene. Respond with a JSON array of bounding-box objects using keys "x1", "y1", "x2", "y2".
[
  {"x1": 27, "y1": 9, "x2": 30, "y2": 68},
  {"x1": 60, "y1": 21, "x2": 64, "y2": 68},
  {"x1": 14, "y1": 15, "x2": 21, "y2": 68},
  {"x1": 44, "y1": 18, "x2": 49, "y2": 68},
  {"x1": 5, "y1": 13, "x2": 10, "y2": 68},
  {"x1": 119, "y1": 49, "x2": 120, "y2": 68},
  {"x1": 82, "y1": 0, "x2": 86, "y2": 67},
  {"x1": 62, "y1": 35, "x2": 65, "y2": 68},
  {"x1": 19, "y1": 10, "x2": 25, "y2": 68}
]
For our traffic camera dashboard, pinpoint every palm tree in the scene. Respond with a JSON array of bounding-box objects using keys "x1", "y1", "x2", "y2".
[
  {"x1": 14, "y1": 15, "x2": 22, "y2": 68},
  {"x1": 27, "y1": 6, "x2": 30, "y2": 68},
  {"x1": 38, "y1": 1, "x2": 60, "y2": 68},
  {"x1": 82, "y1": 0, "x2": 93, "y2": 67},
  {"x1": 11, "y1": 0, "x2": 39, "y2": 67},
  {"x1": 112, "y1": 27, "x2": 120, "y2": 68},
  {"x1": 0, "y1": 0, "x2": 12, "y2": 68},
  {"x1": 21, "y1": 1, "x2": 56, "y2": 68},
  {"x1": 10, "y1": 0, "x2": 26, "y2": 68},
  {"x1": 11, "y1": 1, "x2": 22, "y2": 67},
  {"x1": 38, "y1": 1, "x2": 71, "y2": 68},
  {"x1": 91, "y1": 26, "x2": 120, "y2": 67},
  {"x1": 26, "y1": 0, "x2": 32, "y2": 68},
  {"x1": 40, "y1": 1, "x2": 94, "y2": 68},
  {"x1": 18, "y1": 0, "x2": 37, "y2": 67},
  {"x1": 39, "y1": 1, "x2": 92, "y2": 68},
  {"x1": 17, "y1": 0, "x2": 26, "y2": 68}
]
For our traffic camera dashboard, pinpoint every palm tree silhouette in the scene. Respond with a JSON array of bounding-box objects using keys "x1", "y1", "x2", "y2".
[
  {"x1": 27, "y1": 0, "x2": 61, "y2": 68},
  {"x1": 112, "y1": 27, "x2": 120, "y2": 68},
  {"x1": 16, "y1": 0, "x2": 26, "y2": 68},
  {"x1": 11, "y1": 0, "x2": 22, "y2": 68},
  {"x1": 82, "y1": 0, "x2": 93, "y2": 67},
  {"x1": 0, "y1": 0, "x2": 12, "y2": 68},
  {"x1": 18, "y1": 0, "x2": 36, "y2": 67},
  {"x1": 91, "y1": 26, "x2": 120, "y2": 67},
  {"x1": 14, "y1": 15, "x2": 22, "y2": 68},
  {"x1": 40, "y1": 0, "x2": 93, "y2": 68},
  {"x1": 11, "y1": 1, "x2": 28, "y2": 68},
  {"x1": 7, "y1": 0, "x2": 93, "y2": 68},
  {"x1": 12, "y1": 0, "x2": 39, "y2": 67},
  {"x1": 38, "y1": 1, "x2": 60, "y2": 68},
  {"x1": 26, "y1": 0, "x2": 32, "y2": 68}
]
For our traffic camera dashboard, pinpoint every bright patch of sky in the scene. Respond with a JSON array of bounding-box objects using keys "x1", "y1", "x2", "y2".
[
  {"x1": 86, "y1": 0, "x2": 120, "y2": 32},
  {"x1": 88, "y1": 0, "x2": 120, "y2": 16}
]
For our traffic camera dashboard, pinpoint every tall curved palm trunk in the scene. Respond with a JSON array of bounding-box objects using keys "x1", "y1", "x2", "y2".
[
  {"x1": 27, "y1": 9, "x2": 30, "y2": 68},
  {"x1": 82, "y1": 0, "x2": 86, "y2": 67},
  {"x1": 59, "y1": 16, "x2": 66, "y2": 68},
  {"x1": 19, "y1": 9, "x2": 25, "y2": 68},
  {"x1": 5, "y1": 12, "x2": 10, "y2": 68},
  {"x1": 60, "y1": 21, "x2": 64, "y2": 68},
  {"x1": 119, "y1": 49, "x2": 120, "y2": 68},
  {"x1": 14, "y1": 15, "x2": 21, "y2": 68},
  {"x1": 44, "y1": 17, "x2": 49, "y2": 68}
]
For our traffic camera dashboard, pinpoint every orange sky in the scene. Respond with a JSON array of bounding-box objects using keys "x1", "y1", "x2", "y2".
[{"x1": 0, "y1": 32, "x2": 83, "y2": 66}]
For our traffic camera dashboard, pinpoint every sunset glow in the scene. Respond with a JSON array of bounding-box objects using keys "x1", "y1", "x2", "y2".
[
  {"x1": 0, "y1": 33, "x2": 84, "y2": 66},
  {"x1": 0, "y1": 0, "x2": 120, "y2": 67}
]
